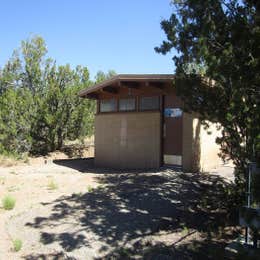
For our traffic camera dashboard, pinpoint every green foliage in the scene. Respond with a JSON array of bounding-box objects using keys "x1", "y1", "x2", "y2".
[
  {"x1": 2, "y1": 195, "x2": 16, "y2": 210},
  {"x1": 181, "y1": 224, "x2": 189, "y2": 236},
  {"x1": 13, "y1": 239, "x2": 22, "y2": 252},
  {"x1": 87, "y1": 185, "x2": 94, "y2": 192},
  {"x1": 0, "y1": 35, "x2": 98, "y2": 155},
  {"x1": 0, "y1": 88, "x2": 33, "y2": 155},
  {"x1": 156, "y1": 1, "x2": 260, "y2": 191},
  {"x1": 95, "y1": 70, "x2": 116, "y2": 83}
]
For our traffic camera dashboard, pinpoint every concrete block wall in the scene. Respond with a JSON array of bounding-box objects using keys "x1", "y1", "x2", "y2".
[
  {"x1": 199, "y1": 121, "x2": 222, "y2": 172},
  {"x1": 182, "y1": 112, "x2": 222, "y2": 172},
  {"x1": 95, "y1": 112, "x2": 161, "y2": 169}
]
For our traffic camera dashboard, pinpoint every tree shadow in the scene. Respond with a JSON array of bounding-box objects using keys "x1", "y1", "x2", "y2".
[
  {"x1": 53, "y1": 157, "x2": 179, "y2": 174},
  {"x1": 23, "y1": 168, "x2": 239, "y2": 259},
  {"x1": 23, "y1": 251, "x2": 77, "y2": 260}
]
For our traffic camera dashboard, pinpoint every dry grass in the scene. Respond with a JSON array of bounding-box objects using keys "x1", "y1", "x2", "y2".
[
  {"x1": 64, "y1": 136, "x2": 94, "y2": 146},
  {"x1": 0, "y1": 155, "x2": 19, "y2": 167},
  {"x1": 47, "y1": 179, "x2": 58, "y2": 190},
  {"x1": 0, "y1": 154, "x2": 29, "y2": 167}
]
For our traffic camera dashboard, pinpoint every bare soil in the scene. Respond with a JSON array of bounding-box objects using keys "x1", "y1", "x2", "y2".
[{"x1": 0, "y1": 156, "x2": 237, "y2": 260}]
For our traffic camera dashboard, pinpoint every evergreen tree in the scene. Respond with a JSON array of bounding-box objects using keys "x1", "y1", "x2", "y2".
[
  {"x1": 156, "y1": 0, "x2": 260, "y2": 187},
  {"x1": 0, "y1": 36, "x2": 96, "y2": 156}
]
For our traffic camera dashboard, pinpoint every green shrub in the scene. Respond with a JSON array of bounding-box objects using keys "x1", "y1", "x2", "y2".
[
  {"x1": 2, "y1": 195, "x2": 16, "y2": 210},
  {"x1": 87, "y1": 185, "x2": 94, "y2": 192},
  {"x1": 13, "y1": 239, "x2": 22, "y2": 252},
  {"x1": 181, "y1": 226, "x2": 189, "y2": 236}
]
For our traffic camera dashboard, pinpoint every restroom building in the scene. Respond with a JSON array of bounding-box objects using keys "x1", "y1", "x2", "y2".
[{"x1": 79, "y1": 74, "x2": 221, "y2": 171}]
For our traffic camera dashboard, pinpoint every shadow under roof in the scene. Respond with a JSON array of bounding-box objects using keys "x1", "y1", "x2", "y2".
[{"x1": 79, "y1": 74, "x2": 175, "y2": 98}]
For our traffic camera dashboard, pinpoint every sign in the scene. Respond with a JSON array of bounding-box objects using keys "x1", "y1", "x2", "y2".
[{"x1": 164, "y1": 108, "x2": 182, "y2": 118}]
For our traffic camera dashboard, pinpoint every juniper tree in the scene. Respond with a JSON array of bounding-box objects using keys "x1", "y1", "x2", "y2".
[
  {"x1": 156, "y1": 0, "x2": 260, "y2": 187},
  {"x1": 0, "y1": 36, "x2": 95, "y2": 155}
]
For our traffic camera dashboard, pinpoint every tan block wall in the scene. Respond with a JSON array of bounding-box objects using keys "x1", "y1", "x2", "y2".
[
  {"x1": 199, "y1": 122, "x2": 222, "y2": 172},
  {"x1": 182, "y1": 113, "x2": 222, "y2": 172},
  {"x1": 95, "y1": 112, "x2": 161, "y2": 169}
]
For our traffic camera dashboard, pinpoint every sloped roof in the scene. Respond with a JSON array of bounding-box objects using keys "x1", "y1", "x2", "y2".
[{"x1": 79, "y1": 74, "x2": 174, "y2": 98}]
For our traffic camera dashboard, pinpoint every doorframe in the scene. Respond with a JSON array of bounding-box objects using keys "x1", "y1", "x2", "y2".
[{"x1": 160, "y1": 95, "x2": 165, "y2": 166}]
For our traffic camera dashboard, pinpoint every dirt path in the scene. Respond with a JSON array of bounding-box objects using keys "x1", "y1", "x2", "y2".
[
  {"x1": 0, "y1": 160, "x2": 235, "y2": 259},
  {"x1": 0, "y1": 162, "x2": 98, "y2": 259}
]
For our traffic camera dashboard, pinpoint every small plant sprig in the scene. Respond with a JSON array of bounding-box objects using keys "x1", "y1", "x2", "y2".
[
  {"x1": 87, "y1": 185, "x2": 94, "y2": 192},
  {"x1": 13, "y1": 239, "x2": 22, "y2": 252},
  {"x1": 2, "y1": 195, "x2": 16, "y2": 210},
  {"x1": 47, "y1": 179, "x2": 58, "y2": 190}
]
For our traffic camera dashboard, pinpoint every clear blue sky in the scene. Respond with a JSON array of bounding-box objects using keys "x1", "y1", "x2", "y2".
[{"x1": 0, "y1": 0, "x2": 176, "y2": 79}]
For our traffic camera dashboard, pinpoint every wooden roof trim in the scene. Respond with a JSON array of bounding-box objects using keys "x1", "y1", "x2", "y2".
[
  {"x1": 119, "y1": 81, "x2": 140, "y2": 88},
  {"x1": 102, "y1": 86, "x2": 119, "y2": 94},
  {"x1": 79, "y1": 74, "x2": 175, "y2": 98}
]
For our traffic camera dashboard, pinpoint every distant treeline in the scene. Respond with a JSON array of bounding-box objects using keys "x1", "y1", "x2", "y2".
[{"x1": 0, "y1": 36, "x2": 115, "y2": 156}]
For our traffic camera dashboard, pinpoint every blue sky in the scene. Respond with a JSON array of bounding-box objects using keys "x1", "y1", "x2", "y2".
[{"x1": 0, "y1": 0, "x2": 176, "y2": 79}]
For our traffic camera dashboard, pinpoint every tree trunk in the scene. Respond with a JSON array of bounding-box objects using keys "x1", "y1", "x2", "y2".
[{"x1": 57, "y1": 128, "x2": 63, "y2": 150}]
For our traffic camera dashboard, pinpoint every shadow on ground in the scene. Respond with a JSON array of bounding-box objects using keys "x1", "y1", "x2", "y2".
[
  {"x1": 53, "y1": 158, "x2": 172, "y2": 174},
  {"x1": 24, "y1": 160, "x2": 239, "y2": 259}
]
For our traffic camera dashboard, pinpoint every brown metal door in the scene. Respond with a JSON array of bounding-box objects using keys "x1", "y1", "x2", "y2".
[{"x1": 163, "y1": 95, "x2": 183, "y2": 165}]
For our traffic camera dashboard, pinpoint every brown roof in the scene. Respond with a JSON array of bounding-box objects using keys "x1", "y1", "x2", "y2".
[{"x1": 79, "y1": 74, "x2": 174, "y2": 98}]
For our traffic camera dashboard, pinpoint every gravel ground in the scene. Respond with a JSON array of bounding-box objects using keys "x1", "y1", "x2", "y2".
[{"x1": 0, "y1": 159, "x2": 235, "y2": 259}]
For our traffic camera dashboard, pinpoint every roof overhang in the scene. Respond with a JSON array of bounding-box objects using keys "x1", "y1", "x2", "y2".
[{"x1": 79, "y1": 74, "x2": 175, "y2": 99}]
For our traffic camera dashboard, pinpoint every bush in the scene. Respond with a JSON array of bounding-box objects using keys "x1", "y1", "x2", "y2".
[
  {"x1": 2, "y1": 195, "x2": 16, "y2": 210},
  {"x1": 87, "y1": 185, "x2": 94, "y2": 192},
  {"x1": 0, "y1": 36, "x2": 95, "y2": 157},
  {"x1": 13, "y1": 239, "x2": 22, "y2": 252}
]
